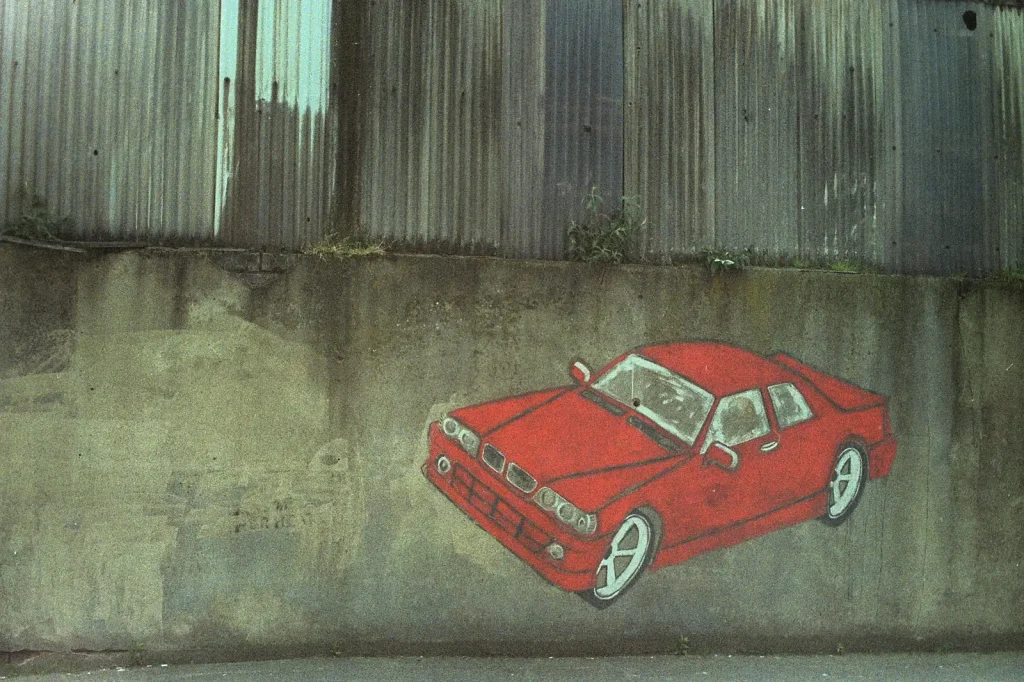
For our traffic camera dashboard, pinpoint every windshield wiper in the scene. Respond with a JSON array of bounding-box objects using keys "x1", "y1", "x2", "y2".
[
  {"x1": 581, "y1": 389, "x2": 626, "y2": 416},
  {"x1": 627, "y1": 416, "x2": 683, "y2": 452}
]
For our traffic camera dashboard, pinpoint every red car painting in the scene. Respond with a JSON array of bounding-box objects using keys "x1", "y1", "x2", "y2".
[{"x1": 423, "y1": 343, "x2": 897, "y2": 608}]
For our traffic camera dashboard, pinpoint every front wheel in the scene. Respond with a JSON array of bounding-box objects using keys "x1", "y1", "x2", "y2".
[
  {"x1": 578, "y1": 511, "x2": 660, "y2": 609},
  {"x1": 822, "y1": 444, "x2": 868, "y2": 526}
]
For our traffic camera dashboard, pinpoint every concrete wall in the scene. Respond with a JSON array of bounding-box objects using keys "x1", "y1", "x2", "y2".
[{"x1": 0, "y1": 244, "x2": 1022, "y2": 660}]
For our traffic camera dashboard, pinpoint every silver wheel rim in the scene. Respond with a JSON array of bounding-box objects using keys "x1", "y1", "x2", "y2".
[
  {"x1": 594, "y1": 515, "x2": 650, "y2": 600},
  {"x1": 828, "y1": 447, "x2": 863, "y2": 518}
]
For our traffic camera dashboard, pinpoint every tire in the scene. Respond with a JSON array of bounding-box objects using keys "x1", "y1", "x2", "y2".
[
  {"x1": 578, "y1": 510, "x2": 661, "y2": 609},
  {"x1": 821, "y1": 443, "x2": 868, "y2": 526}
]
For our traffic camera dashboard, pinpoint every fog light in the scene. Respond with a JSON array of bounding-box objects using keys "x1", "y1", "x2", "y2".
[
  {"x1": 546, "y1": 543, "x2": 565, "y2": 561},
  {"x1": 436, "y1": 455, "x2": 452, "y2": 475}
]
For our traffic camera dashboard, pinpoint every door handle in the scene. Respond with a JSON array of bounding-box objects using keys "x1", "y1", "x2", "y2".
[{"x1": 760, "y1": 440, "x2": 779, "y2": 453}]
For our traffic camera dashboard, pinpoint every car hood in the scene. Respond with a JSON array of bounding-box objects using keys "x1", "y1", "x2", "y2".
[{"x1": 479, "y1": 389, "x2": 687, "y2": 486}]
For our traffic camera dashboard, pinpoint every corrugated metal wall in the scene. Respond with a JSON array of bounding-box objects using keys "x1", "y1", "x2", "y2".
[
  {"x1": 216, "y1": 0, "x2": 335, "y2": 249},
  {"x1": 714, "y1": 0, "x2": 800, "y2": 256},
  {"x1": 0, "y1": 0, "x2": 219, "y2": 241},
  {"x1": 617, "y1": 0, "x2": 1022, "y2": 274},
  {"x1": 539, "y1": 0, "x2": 624, "y2": 260},
  {"x1": 992, "y1": 5, "x2": 1024, "y2": 271},
  {"x1": 796, "y1": 0, "x2": 902, "y2": 270},
  {"x1": 359, "y1": 0, "x2": 503, "y2": 252},
  {"x1": 1, "y1": 0, "x2": 1022, "y2": 273},
  {"x1": 624, "y1": 0, "x2": 715, "y2": 258}
]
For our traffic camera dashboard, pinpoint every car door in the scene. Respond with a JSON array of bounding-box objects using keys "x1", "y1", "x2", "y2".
[
  {"x1": 763, "y1": 381, "x2": 831, "y2": 499},
  {"x1": 695, "y1": 387, "x2": 785, "y2": 531}
]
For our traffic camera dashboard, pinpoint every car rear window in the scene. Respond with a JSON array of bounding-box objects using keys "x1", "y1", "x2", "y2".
[{"x1": 768, "y1": 382, "x2": 814, "y2": 429}]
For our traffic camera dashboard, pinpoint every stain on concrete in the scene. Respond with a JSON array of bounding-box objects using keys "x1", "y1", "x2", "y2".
[{"x1": 0, "y1": 252, "x2": 365, "y2": 651}]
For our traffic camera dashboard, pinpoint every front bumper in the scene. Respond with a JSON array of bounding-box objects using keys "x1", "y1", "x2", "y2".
[{"x1": 423, "y1": 422, "x2": 606, "y2": 592}]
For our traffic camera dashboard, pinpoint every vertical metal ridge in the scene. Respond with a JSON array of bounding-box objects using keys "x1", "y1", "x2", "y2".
[
  {"x1": 360, "y1": 0, "x2": 500, "y2": 253},
  {"x1": 992, "y1": 6, "x2": 1024, "y2": 271},
  {"x1": 500, "y1": 0, "x2": 546, "y2": 258},
  {"x1": 1, "y1": 1, "x2": 218, "y2": 241},
  {"x1": 625, "y1": 0, "x2": 715, "y2": 259},
  {"x1": 540, "y1": 0, "x2": 623, "y2": 260},
  {"x1": 796, "y1": 0, "x2": 899, "y2": 269},
  {"x1": 714, "y1": 0, "x2": 799, "y2": 255},
  {"x1": 224, "y1": 0, "x2": 333, "y2": 250}
]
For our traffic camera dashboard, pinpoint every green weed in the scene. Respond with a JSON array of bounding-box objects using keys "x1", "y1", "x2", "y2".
[
  {"x1": 829, "y1": 260, "x2": 861, "y2": 273},
  {"x1": 305, "y1": 233, "x2": 386, "y2": 259},
  {"x1": 700, "y1": 247, "x2": 752, "y2": 274},
  {"x1": 1, "y1": 194, "x2": 72, "y2": 241},
  {"x1": 566, "y1": 186, "x2": 646, "y2": 264}
]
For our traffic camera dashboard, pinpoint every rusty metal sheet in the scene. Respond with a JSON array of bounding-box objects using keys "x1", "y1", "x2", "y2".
[
  {"x1": 899, "y1": 0, "x2": 997, "y2": 275},
  {"x1": 795, "y1": 0, "x2": 902, "y2": 269},
  {"x1": 500, "y1": 0, "x2": 547, "y2": 258},
  {"x1": 359, "y1": 0, "x2": 503, "y2": 253},
  {"x1": 624, "y1": 0, "x2": 715, "y2": 260},
  {"x1": 714, "y1": 0, "x2": 799, "y2": 255},
  {"x1": 216, "y1": 0, "x2": 335, "y2": 250},
  {"x1": 540, "y1": 0, "x2": 624, "y2": 260},
  {"x1": 0, "y1": 0, "x2": 219, "y2": 241}
]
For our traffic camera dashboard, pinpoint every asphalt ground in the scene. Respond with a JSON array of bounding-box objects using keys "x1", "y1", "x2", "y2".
[{"x1": 7, "y1": 653, "x2": 1024, "y2": 681}]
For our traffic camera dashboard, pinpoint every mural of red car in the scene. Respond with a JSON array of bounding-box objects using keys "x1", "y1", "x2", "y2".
[{"x1": 423, "y1": 342, "x2": 897, "y2": 608}]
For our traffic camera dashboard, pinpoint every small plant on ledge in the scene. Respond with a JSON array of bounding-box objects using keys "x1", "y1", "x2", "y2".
[
  {"x1": 566, "y1": 186, "x2": 646, "y2": 264},
  {"x1": 305, "y1": 232, "x2": 386, "y2": 259},
  {"x1": 1, "y1": 193, "x2": 73, "y2": 242},
  {"x1": 700, "y1": 247, "x2": 752, "y2": 274}
]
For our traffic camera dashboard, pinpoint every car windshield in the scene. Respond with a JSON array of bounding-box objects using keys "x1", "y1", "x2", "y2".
[{"x1": 592, "y1": 354, "x2": 715, "y2": 446}]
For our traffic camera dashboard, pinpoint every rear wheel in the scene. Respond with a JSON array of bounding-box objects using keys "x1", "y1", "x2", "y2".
[
  {"x1": 578, "y1": 511, "x2": 660, "y2": 609},
  {"x1": 822, "y1": 444, "x2": 867, "y2": 525}
]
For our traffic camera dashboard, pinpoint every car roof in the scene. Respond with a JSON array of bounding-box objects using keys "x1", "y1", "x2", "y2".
[{"x1": 638, "y1": 342, "x2": 794, "y2": 397}]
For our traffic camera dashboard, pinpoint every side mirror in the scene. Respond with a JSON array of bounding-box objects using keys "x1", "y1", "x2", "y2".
[
  {"x1": 570, "y1": 360, "x2": 592, "y2": 384},
  {"x1": 702, "y1": 442, "x2": 740, "y2": 472}
]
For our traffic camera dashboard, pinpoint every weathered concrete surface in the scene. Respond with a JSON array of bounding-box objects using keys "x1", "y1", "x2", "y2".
[
  {"x1": 0, "y1": 245, "x2": 1022, "y2": 660},
  {"x1": 11, "y1": 653, "x2": 1024, "y2": 682}
]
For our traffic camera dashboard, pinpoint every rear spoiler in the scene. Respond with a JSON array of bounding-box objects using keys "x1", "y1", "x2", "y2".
[{"x1": 770, "y1": 353, "x2": 887, "y2": 412}]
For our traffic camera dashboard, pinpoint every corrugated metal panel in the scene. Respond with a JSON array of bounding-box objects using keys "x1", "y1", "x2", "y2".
[
  {"x1": 0, "y1": 0, "x2": 219, "y2": 241},
  {"x1": 624, "y1": 0, "x2": 715, "y2": 259},
  {"x1": 991, "y1": 6, "x2": 1024, "y2": 271},
  {"x1": 360, "y1": 0, "x2": 502, "y2": 252},
  {"x1": 500, "y1": 0, "x2": 546, "y2": 258},
  {"x1": 899, "y1": 0, "x2": 996, "y2": 275},
  {"x1": 217, "y1": 0, "x2": 335, "y2": 250},
  {"x1": 795, "y1": 0, "x2": 902, "y2": 268},
  {"x1": 714, "y1": 0, "x2": 799, "y2": 254},
  {"x1": 540, "y1": 0, "x2": 623, "y2": 260}
]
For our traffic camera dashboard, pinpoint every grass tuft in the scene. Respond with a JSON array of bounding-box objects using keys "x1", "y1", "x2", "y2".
[
  {"x1": 829, "y1": 260, "x2": 861, "y2": 274},
  {"x1": 1, "y1": 194, "x2": 72, "y2": 241},
  {"x1": 305, "y1": 233, "x2": 386, "y2": 259},
  {"x1": 566, "y1": 186, "x2": 647, "y2": 264}
]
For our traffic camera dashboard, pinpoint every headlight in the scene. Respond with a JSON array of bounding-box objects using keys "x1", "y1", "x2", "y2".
[
  {"x1": 533, "y1": 487, "x2": 598, "y2": 535},
  {"x1": 440, "y1": 417, "x2": 481, "y2": 456}
]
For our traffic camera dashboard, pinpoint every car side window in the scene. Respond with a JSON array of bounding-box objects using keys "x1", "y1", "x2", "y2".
[
  {"x1": 706, "y1": 389, "x2": 771, "y2": 447},
  {"x1": 768, "y1": 383, "x2": 814, "y2": 429}
]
